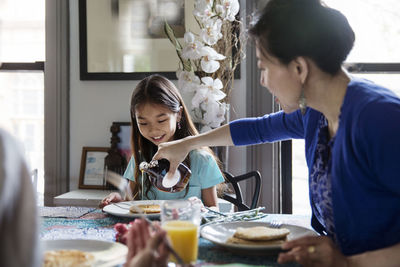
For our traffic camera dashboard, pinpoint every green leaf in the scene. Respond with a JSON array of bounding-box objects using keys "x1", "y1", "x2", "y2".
[{"x1": 164, "y1": 21, "x2": 192, "y2": 72}]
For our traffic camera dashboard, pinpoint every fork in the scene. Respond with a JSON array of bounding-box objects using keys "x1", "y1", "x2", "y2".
[{"x1": 268, "y1": 220, "x2": 283, "y2": 228}]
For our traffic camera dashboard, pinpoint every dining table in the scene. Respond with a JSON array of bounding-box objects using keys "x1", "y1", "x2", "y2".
[{"x1": 39, "y1": 205, "x2": 313, "y2": 267}]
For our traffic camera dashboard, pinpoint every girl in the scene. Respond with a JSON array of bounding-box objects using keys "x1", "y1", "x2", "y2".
[{"x1": 100, "y1": 74, "x2": 224, "y2": 208}]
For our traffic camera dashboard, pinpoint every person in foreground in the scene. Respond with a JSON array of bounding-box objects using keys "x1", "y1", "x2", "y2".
[
  {"x1": 0, "y1": 128, "x2": 170, "y2": 267},
  {"x1": 153, "y1": 0, "x2": 400, "y2": 266},
  {"x1": 100, "y1": 74, "x2": 224, "y2": 209}
]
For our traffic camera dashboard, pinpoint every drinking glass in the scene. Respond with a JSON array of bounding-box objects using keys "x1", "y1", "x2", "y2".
[{"x1": 161, "y1": 200, "x2": 201, "y2": 265}]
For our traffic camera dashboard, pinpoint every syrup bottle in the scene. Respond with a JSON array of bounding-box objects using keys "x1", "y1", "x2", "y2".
[{"x1": 139, "y1": 159, "x2": 191, "y2": 193}]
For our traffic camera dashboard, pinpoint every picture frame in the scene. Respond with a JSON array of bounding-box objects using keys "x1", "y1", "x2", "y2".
[
  {"x1": 79, "y1": 147, "x2": 109, "y2": 189},
  {"x1": 114, "y1": 122, "x2": 132, "y2": 163},
  {"x1": 79, "y1": 0, "x2": 241, "y2": 80},
  {"x1": 79, "y1": 0, "x2": 191, "y2": 80}
]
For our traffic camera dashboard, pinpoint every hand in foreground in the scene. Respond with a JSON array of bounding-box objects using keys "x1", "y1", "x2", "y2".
[
  {"x1": 99, "y1": 192, "x2": 123, "y2": 208},
  {"x1": 278, "y1": 235, "x2": 349, "y2": 267},
  {"x1": 124, "y1": 219, "x2": 169, "y2": 267},
  {"x1": 187, "y1": 196, "x2": 207, "y2": 212},
  {"x1": 153, "y1": 138, "x2": 191, "y2": 176}
]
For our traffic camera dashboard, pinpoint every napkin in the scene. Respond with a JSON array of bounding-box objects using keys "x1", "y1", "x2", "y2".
[{"x1": 39, "y1": 206, "x2": 95, "y2": 218}]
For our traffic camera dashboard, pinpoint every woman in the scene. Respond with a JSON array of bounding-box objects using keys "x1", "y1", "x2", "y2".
[{"x1": 153, "y1": 0, "x2": 400, "y2": 266}]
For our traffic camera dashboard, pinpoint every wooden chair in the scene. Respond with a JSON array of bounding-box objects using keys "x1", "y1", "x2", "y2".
[{"x1": 222, "y1": 171, "x2": 262, "y2": 211}]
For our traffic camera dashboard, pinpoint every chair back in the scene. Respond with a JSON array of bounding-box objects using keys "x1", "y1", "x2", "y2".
[{"x1": 222, "y1": 171, "x2": 261, "y2": 211}]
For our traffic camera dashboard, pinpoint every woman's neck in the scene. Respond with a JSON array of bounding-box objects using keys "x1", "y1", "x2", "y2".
[{"x1": 306, "y1": 68, "x2": 351, "y2": 138}]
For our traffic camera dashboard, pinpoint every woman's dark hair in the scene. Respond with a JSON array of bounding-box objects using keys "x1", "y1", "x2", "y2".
[
  {"x1": 129, "y1": 74, "x2": 222, "y2": 199},
  {"x1": 249, "y1": 0, "x2": 355, "y2": 74}
]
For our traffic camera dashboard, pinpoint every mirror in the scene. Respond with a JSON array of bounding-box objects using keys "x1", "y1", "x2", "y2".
[{"x1": 79, "y1": 0, "x2": 197, "y2": 80}]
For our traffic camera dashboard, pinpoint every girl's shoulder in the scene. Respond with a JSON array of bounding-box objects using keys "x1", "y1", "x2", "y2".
[{"x1": 189, "y1": 149, "x2": 216, "y2": 164}]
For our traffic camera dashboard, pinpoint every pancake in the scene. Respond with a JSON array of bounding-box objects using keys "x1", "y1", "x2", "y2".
[
  {"x1": 233, "y1": 226, "x2": 290, "y2": 241},
  {"x1": 43, "y1": 249, "x2": 95, "y2": 267},
  {"x1": 129, "y1": 204, "x2": 161, "y2": 214},
  {"x1": 226, "y1": 235, "x2": 287, "y2": 246}
]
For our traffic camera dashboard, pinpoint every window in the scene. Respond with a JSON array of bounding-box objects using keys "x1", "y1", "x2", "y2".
[
  {"x1": 0, "y1": 0, "x2": 45, "y2": 204},
  {"x1": 291, "y1": 0, "x2": 400, "y2": 215}
]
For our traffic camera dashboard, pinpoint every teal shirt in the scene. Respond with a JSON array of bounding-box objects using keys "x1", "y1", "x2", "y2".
[{"x1": 123, "y1": 149, "x2": 224, "y2": 200}]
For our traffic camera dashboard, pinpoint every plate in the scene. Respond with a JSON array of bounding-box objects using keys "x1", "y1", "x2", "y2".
[
  {"x1": 200, "y1": 221, "x2": 317, "y2": 252},
  {"x1": 102, "y1": 200, "x2": 164, "y2": 218},
  {"x1": 42, "y1": 239, "x2": 128, "y2": 267}
]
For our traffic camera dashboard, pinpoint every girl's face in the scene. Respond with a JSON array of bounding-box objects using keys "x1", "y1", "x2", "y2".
[
  {"x1": 135, "y1": 102, "x2": 182, "y2": 146},
  {"x1": 256, "y1": 46, "x2": 302, "y2": 113}
]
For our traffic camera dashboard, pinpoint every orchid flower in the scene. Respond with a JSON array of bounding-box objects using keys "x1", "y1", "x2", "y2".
[
  {"x1": 216, "y1": 0, "x2": 240, "y2": 21},
  {"x1": 200, "y1": 18, "x2": 223, "y2": 46},
  {"x1": 193, "y1": 0, "x2": 215, "y2": 22},
  {"x1": 177, "y1": 70, "x2": 201, "y2": 93},
  {"x1": 202, "y1": 101, "x2": 227, "y2": 129},
  {"x1": 191, "y1": 86, "x2": 208, "y2": 109},
  {"x1": 201, "y1": 77, "x2": 226, "y2": 101},
  {"x1": 182, "y1": 32, "x2": 204, "y2": 60},
  {"x1": 200, "y1": 124, "x2": 212, "y2": 133},
  {"x1": 200, "y1": 46, "x2": 226, "y2": 73}
]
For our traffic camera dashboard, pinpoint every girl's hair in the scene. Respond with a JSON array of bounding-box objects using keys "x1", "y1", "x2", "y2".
[
  {"x1": 129, "y1": 74, "x2": 222, "y2": 199},
  {"x1": 249, "y1": 0, "x2": 355, "y2": 75}
]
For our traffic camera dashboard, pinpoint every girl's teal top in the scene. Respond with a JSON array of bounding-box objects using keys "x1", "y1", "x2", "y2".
[{"x1": 123, "y1": 149, "x2": 224, "y2": 200}]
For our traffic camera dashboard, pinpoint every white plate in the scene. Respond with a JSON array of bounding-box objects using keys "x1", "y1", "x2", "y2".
[
  {"x1": 42, "y1": 239, "x2": 128, "y2": 267},
  {"x1": 102, "y1": 200, "x2": 164, "y2": 218},
  {"x1": 200, "y1": 221, "x2": 317, "y2": 252}
]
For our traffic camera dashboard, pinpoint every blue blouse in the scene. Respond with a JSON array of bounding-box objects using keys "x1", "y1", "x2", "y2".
[{"x1": 309, "y1": 115, "x2": 336, "y2": 241}]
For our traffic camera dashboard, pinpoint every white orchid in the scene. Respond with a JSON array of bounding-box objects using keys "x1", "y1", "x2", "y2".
[
  {"x1": 182, "y1": 32, "x2": 204, "y2": 60},
  {"x1": 193, "y1": 0, "x2": 215, "y2": 22},
  {"x1": 200, "y1": 18, "x2": 223, "y2": 46},
  {"x1": 177, "y1": 71, "x2": 201, "y2": 93},
  {"x1": 191, "y1": 86, "x2": 208, "y2": 109},
  {"x1": 200, "y1": 46, "x2": 226, "y2": 73},
  {"x1": 165, "y1": 0, "x2": 242, "y2": 131},
  {"x1": 202, "y1": 101, "x2": 226, "y2": 129},
  {"x1": 216, "y1": 0, "x2": 240, "y2": 21},
  {"x1": 200, "y1": 124, "x2": 212, "y2": 133},
  {"x1": 201, "y1": 77, "x2": 226, "y2": 101}
]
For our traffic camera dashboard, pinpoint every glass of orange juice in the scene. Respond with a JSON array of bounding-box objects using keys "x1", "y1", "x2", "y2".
[{"x1": 161, "y1": 200, "x2": 201, "y2": 265}]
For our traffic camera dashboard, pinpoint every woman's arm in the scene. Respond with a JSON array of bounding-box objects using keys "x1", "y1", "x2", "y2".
[
  {"x1": 201, "y1": 186, "x2": 219, "y2": 209},
  {"x1": 278, "y1": 235, "x2": 400, "y2": 267},
  {"x1": 347, "y1": 242, "x2": 400, "y2": 267},
  {"x1": 154, "y1": 124, "x2": 233, "y2": 174}
]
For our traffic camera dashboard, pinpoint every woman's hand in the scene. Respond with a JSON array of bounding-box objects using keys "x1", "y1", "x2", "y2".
[
  {"x1": 278, "y1": 235, "x2": 349, "y2": 267},
  {"x1": 153, "y1": 137, "x2": 192, "y2": 175},
  {"x1": 125, "y1": 219, "x2": 169, "y2": 267},
  {"x1": 99, "y1": 192, "x2": 123, "y2": 208}
]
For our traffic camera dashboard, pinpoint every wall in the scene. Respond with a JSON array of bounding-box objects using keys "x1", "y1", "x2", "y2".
[{"x1": 69, "y1": 1, "x2": 247, "y2": 190}]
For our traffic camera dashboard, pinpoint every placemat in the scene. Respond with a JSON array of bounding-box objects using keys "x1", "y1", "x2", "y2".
[{"x1": 39, "y1": 206, "x2": 96, "y2": 218}]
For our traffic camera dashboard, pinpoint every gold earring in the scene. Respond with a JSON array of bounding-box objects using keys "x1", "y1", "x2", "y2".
[{"x1": 299, "y1": 89, "x2": 307, "y2": 115}]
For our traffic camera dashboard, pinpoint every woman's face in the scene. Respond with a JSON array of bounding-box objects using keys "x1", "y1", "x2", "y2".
[
  {"x1": 135, "y1": 102, "x2": 181, "y2": 146},
  {"x1": 256, "y1": 46, "x2": 302, "y2": 113}
]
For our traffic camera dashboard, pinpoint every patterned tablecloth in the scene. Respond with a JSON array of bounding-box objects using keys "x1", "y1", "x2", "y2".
[{"x1": 40, "y1": 207, "x2": 311, "y2": 267}]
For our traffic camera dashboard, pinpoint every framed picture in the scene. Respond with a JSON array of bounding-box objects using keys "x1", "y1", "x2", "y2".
[
  {"x1": 79, "y1": 147, "x2": 109, "y2": 189},
  {"x1": 79, "y1": 0, "x2": 195, "y2": 80},
  {"x1": 114, "y1": 122, "x2": 132, "y2": 163}
]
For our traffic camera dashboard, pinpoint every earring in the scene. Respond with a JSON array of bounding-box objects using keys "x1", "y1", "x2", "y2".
[
  {"x1": 177, "y1": 121, "x2": 181, "y2": 130},
  {"x1": 299, "y1": 88, "x2": 307, "y2": 115}
]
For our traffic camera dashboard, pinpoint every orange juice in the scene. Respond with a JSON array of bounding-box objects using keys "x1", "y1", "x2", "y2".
[{"x1": 163, "y1": 220, "x2": 199, "y2": 264}]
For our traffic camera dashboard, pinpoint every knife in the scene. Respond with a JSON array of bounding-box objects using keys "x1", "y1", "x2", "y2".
[{"x1": 105, "y1": 170, "x2": 133, "y2": 200}]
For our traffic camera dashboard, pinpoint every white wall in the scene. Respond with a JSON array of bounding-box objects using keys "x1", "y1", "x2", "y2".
[{"x1": 69, "y1": 1, "x2": 247, "y2": 190}]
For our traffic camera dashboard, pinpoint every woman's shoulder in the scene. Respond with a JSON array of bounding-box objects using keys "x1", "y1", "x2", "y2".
[{"x1": 343, "y1": 77, "x2": 400, "y2": 119}]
